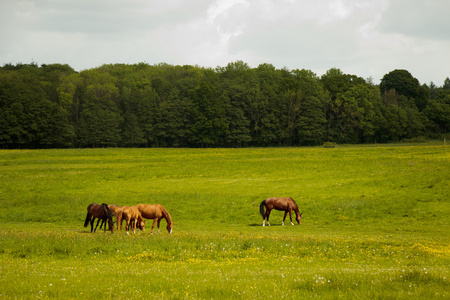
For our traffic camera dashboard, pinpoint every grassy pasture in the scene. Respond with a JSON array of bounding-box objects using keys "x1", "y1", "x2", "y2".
[{"x1": 0, "y1": 145, "x2": 449, "y2": 299}]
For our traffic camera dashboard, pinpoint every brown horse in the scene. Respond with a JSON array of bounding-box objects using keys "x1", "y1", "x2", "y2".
[
  {"x1": 84, "y1": 203, "x2": 114, "y2": 233},
  {"x1": 108, "y1": 204, "x2": 123, "y2": 231},
  {"x1": 260, "y1": 197, "x2": 302, "y2": 226},
  {"x1": 119, "y1": 206, "x2": 145, "y2": 235},
  {"x1": 136, "y1": 204, "x2": 173, "y2": 234}
]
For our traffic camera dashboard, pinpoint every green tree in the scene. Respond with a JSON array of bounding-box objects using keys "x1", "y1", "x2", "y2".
[
  {"x1": 424, "y1": 90, "x2": 450, "y2": 135},
  {"x1": 190, "y1": 82, "x2": 227, "y2": 146},
  {"x1": 292, "y1": 69, "x2": 327, "y2": 145},
  {"x1": 77, "y1": 81, "x2": 122, "y2": 147},
  {"x1": 156, "y1": 88, "x2": 194, "y2": 147},
  {"x1": 0, "y1": 66, "x2": 74, "y2": 148},
  {"x1": 321, "y1": 68, "x2": 366, "y2": 142},
  {"x1": 380, "y1": 69, "x2": 428, "y2": 111}
]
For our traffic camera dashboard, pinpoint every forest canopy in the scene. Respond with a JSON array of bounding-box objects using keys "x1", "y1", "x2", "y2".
[{"x1": 1, "y1": 62, "x2": 449, "y2": 148}]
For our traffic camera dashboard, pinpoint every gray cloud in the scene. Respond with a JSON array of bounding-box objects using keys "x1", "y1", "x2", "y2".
[
  {"x1": 379, "y1": 0, "x2": 450, "y2": 40},
  {"x1": 1, "y1": 0, "x2": 449, "y2": 84}
]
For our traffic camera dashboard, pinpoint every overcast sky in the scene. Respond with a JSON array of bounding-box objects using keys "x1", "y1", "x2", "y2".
[{"x1": 1, "y1": 0, "x2": 449, "y2": 85}]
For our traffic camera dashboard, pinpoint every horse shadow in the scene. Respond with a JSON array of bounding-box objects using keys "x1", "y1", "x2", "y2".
[{"x1": 248, "y1": 223, "x2": 283, "y2": 227}]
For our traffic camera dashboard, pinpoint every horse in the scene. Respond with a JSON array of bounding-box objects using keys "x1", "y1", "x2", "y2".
[
  {"x1": 108, "y1": 204, "x2": 123, "y2": 231},
  {"x1": 84, "y1": 203, "x2": 114, "y2": 233},
  {"x1": 119, "y1": 206, "x2": 146, "y2": 235},
  {"x1": 260, "y1": 197, "x2": 302, "y2": 226},
  {"x1": 98, "y1": 204, "x2": 123, "y2": 231},
  {"x1": 135, "y1": 204, "x2": 173, "y2": 234}
]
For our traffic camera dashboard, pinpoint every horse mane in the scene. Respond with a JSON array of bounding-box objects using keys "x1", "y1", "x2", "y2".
[
  {"x1": 289, "y1": 197, "x2": 299, "y2": 210},
  {"x1": 102, "y1": 203, "x2": 113, "y2": 220},
  {"x1": 161, "y1": 206, "x2": 172, "y2": 224}
]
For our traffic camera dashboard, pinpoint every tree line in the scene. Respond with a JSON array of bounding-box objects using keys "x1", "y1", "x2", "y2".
[{"x1": 1, "y1": 61, "x2": 449, "y2": 148}]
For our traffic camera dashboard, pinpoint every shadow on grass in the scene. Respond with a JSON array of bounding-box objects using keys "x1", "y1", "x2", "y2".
[{"x1": 248, "y1": 223, "x2": 284, "y2": 227}]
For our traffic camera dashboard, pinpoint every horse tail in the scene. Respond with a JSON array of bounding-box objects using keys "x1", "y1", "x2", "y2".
[
  {"x1": 84, "y1": 212, "x2": 90, "y2": 227},
  {"x1": 260, "y1": 200, "x2": 266, "y2": 219}
]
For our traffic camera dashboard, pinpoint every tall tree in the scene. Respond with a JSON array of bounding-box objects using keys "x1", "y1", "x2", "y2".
[
  {"x1": 380, "y1": 69, "x2": 428, "y2": 111},
  {"x1": 190, "y1": 82, "x2": 227, "y2": 146},
  {"x1": 292, "y1": 69, "x2": 327, "y2": 145}
]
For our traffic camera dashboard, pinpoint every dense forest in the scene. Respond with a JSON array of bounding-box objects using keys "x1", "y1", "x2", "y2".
[{"x1": 0, "y1": 61, "x2": 449, "y2": 148}]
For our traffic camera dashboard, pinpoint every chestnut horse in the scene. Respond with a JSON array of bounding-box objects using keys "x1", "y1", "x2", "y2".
[
  {"x1": 84, "y1": 203, "x2": 114, "y2": 233},
  {"x1": 108, "y1": 204, "x2": 123, "y2": 231},
  {"x1": 119, "y1": 206, "x2": 146, "y2": 235},
  {"x1": 260, "y1": 197, "x2": 302, "y2": 226},
  {"x1": 136, "y1": 204, "x2": 173, "y2": 234}
]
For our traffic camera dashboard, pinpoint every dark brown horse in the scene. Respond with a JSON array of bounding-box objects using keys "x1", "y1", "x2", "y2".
[
  {"x1": 260, "y1": 197, "x2": 302, "y2": 226},
  {"x1": 119, "y1": 206, "x2": 146, "y2": 235},
  {"x1": 136, "y1": 204, "x2": 173, "y2": 234},
  {"x1": 98, "y1": 204, "x2": 123, "y2": 231},
  {"x1": 84, "y1": 203, "x2": 114, "y2": 233}
]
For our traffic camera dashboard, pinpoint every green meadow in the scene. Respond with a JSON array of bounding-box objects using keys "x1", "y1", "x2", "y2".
[{"x1": 0, "y1": 145, "x2": 449, "y2": 299}]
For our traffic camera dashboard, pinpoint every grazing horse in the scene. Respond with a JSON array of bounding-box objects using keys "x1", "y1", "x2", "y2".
[
  {"x1": 119, "y1": 206, "x2": 145, "y2": 235},
  {"x1": 84, "y1": 203, "x2": 114, "y2": 233},
  {"x1": 260, "y1": 197, "x2": 302, "y2": 226},
  {"x1": 136, "y1": 204, "x2": 173, "y2": 234},
  {"x1": 98, "y1": 204, "x2": 123, "y2": 231},
  {"x1": 108, "y1": 204, "x2": 123, "y2": 231}
]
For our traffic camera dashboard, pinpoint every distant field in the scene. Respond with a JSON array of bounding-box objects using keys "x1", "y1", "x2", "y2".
[{"x1": 0, "y1": 145, "x2": 449, "y2": 299}]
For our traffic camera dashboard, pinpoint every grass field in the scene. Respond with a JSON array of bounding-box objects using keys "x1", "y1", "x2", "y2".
[{"x1": 0, "y1": 144, "x2": 449, "y2": 299}]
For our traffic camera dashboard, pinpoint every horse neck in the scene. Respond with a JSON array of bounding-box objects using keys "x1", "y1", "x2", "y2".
[
  {"x1": 291, "y1": 204, "x2": 300, "y2": 216},
  {"x1": 289, "y1": 198, "x2": 299, "y2": 214},
  {"x1": 162, "y1": 208, "x2": 172, "y2": 224}
]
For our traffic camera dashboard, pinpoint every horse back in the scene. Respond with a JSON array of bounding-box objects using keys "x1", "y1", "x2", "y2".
[
  {"x1": 122, "y1": 206, "x2": 140, "y2": 219},
  {"x1": 87, "y1": 203, "x2": 104, "y2": 217},
  {"x1": 136, "y1": 204, "x2": 162, "y2": 219},
  {"x1": 108, "y1": 204, "x2": 122, "y2": 214},
  {"x1": 266, "y1": 197, "x2": 297, "y2": 210}
]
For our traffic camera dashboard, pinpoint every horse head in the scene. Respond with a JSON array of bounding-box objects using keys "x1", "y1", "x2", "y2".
[
  {"x1": 101, "y1": 203, "x2": 114, "y2": 233},
  {"x1": 166, "y1": 222, "x2": 173, "y2": 234},
  {"x1": 107, "y1": 219, "x2": 114, "y2": 233},
  {"x1": 296, "y1": 212, "x2": 302, "y2": 224},
  {"x1": 137, "y1": 217, "x2": 146, "y2": 231}
]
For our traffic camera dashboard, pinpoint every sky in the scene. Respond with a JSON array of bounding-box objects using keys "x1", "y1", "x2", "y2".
[{"x1": 1, "y1": 0, "x2": 449, "y2": 85}]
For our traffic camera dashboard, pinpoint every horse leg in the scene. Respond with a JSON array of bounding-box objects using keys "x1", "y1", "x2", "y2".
[
  {"x1": 289, "y1": 210, "x2": 294, "y2": 225},
  {"x1": 90, "y1": 218, "x2": 95, "y2": 233},
  {"x1": 115, "y1": 212, "x2": 121, "y2": 231},
  {"x1": 265, "y1": 209, "x2": 272, "y2": 226},
  {"x1": 94, "y1": 218, "x2": 102, "y2": 232},
  {"x1": 157, "y1": 218, "x2": 161, "y2": 234},
  {"x1": 151, "y1": 219, "x2": 157, "y2": 235},
  {"x1": 99, "y1": 219, "x2": 106, "y2": 231},
  {"x1": 126, "y1": 218, "x2": 130, "y2": 235},
  {"x1": 118, "y1": 213, "x2": 123, "y2": 232},
  {"x1": 133, "y1": 218, "x2": 137, "y2": 234},
  {"x1": 102, "y1": 218, "x2": 107, "y2": 232},
  {"x1": 282, "y1": 211, "x2": 288, "y2": 226}
]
